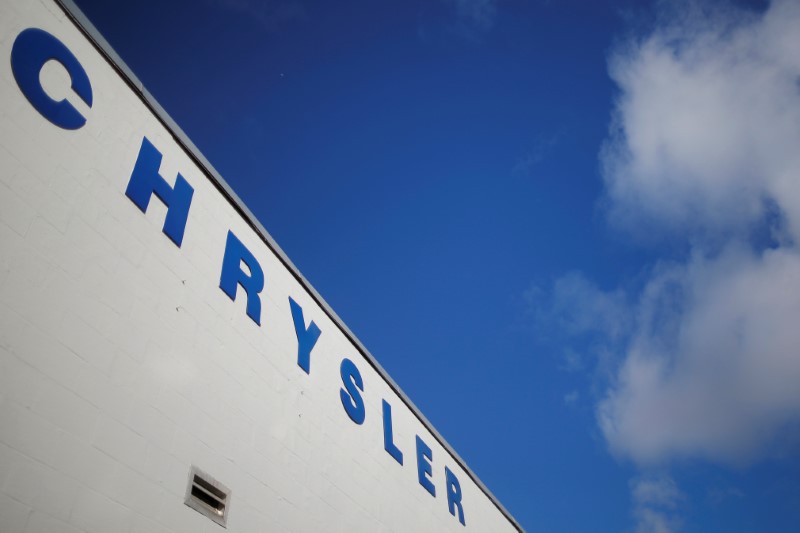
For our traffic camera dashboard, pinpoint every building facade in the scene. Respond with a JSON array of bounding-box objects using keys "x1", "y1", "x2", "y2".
[{"x1": 0, "y1": 1, "x2": 523, "y2": 531}]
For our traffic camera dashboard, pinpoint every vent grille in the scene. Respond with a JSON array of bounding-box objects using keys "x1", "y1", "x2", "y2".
[{"x1": 184, "y1": 466, "x2": 230, "y2": 527}]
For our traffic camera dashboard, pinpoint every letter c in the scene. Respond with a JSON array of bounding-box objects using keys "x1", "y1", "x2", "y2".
[{"x1": 11, "y1": 28, "x2": 93, "y2": 130}]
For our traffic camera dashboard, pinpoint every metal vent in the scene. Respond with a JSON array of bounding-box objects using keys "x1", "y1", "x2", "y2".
[{"x1": 184, "y1": 466, "x2": 231, "y2": 527}]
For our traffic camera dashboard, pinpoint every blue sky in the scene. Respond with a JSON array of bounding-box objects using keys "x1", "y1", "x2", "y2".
[{"x1": 73, "y1": 0, "x2": 800, "y2": 531}]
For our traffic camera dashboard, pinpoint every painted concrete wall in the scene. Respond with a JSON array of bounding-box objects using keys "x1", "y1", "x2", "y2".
[{"x1": 0, "y1": 1, "x2": 521, "y2": 532}]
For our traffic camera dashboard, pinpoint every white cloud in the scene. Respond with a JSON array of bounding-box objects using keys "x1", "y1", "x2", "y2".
[
  {"x1": 602, "y1": 0, "x2": 800, "y2": 243},
  {"x1": 513, "y1": 130, "x2": 564, "y2": 178},
  {"x1": 592, "y1": 0, "x2": 800, "y2": 469},
  {"x1": 561, "y1": 348, "x2": 584, "y2": 373},
  {"x1": 443, "y1": 0, "x2": 498, "y2": 37},
  {"x1": 707, "y1": 485, "x2": 744, "y2": 506},
  {"x1": 600, "y1": 245, "x2": 800, "y2": 464},
  {"x1": 632, "y1": 473, "x2": 682, "y2": 509},
  {"x1": 550, "y1": 272, "x2": 632, "y2": 341},
  {"x1": 564, "y1": 390, "x2": 580, "y2": 406},
  {"x1": 631, "y1": 474, "x2": 683, "y2": 533},
  {"x1": 634, "y1": 507, "x2": 678, "y2": 533}
]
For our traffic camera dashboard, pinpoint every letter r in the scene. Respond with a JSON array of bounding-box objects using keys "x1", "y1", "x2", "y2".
[
  {"x1": 219, "y1": 231, "x2": 264, "y2": 325},
  {"x1": 445, "y1": 466, "x2": 466, "y2": 526}
]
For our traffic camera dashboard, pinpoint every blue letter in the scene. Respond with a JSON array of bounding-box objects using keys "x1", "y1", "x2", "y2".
[
  {"x1": 289, "y1": 297, "x2": 321, "y2": 374},
  {"x1": 125, "y1": 137, "x2": 194, "y2": 247},
  {"x1": 11, "y1": 28, "x2": 92, "y2": 130},
  {"x1": 339, "y1": 358, "x2": 365, "y2": 424},
  {"x1": 219, "y1": 231, "x2": 264, "y2": 325},
  {"x1": 416, "y1": 436, "x2": 435, "y2": 497},
  {"x1": 382, "y1": 400, "x2": 403, "y2": 465},
  {"x1": 445, "y1": 466, "x2": 465, "y2": 526}
]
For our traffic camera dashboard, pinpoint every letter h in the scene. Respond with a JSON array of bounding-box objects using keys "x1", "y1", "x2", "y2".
[{"x1": 125, "y1": 136, "x2": 194, "y2": 247}]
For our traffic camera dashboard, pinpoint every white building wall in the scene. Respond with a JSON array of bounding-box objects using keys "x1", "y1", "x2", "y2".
[{"x1": 0, "y1": 1, "x2": 522, "y2": 532}]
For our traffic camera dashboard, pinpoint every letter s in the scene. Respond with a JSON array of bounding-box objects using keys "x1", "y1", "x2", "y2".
[{"x1": 340, "y1": 358, "x2": 365, "y2": 424}]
